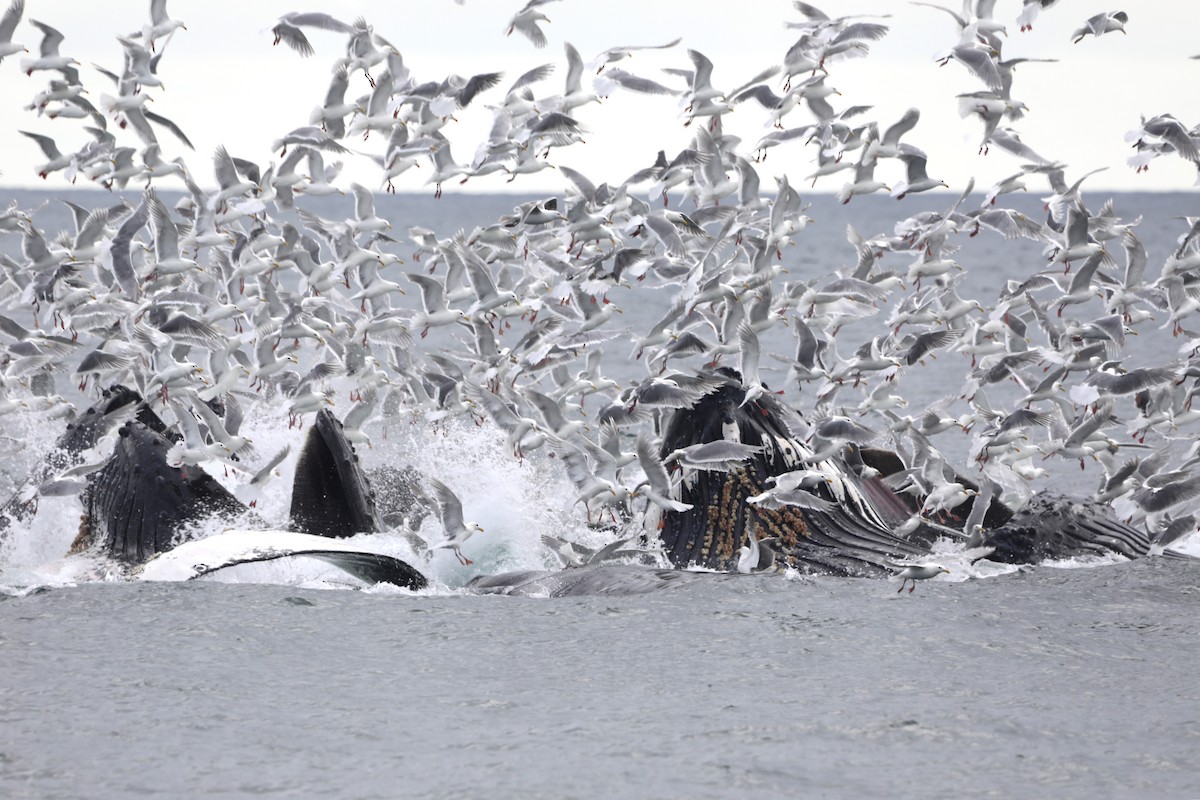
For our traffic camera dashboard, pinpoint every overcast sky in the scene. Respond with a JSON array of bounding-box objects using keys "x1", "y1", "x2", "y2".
[{"x1": 0, "y1": 1, "x2": 1197, "y2": 197}]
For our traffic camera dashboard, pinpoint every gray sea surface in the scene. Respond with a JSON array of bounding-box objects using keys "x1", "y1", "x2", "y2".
[
  {"x1": 2, "y1": 559, "x2": 1199, "y2": 799},
  {"x1": 2, "y1": 190, "x2": 1200, "y2": 798}
]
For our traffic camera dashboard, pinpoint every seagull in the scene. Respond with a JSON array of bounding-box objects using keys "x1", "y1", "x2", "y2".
[
  {"x1": 137, "y1": 0, "x2": 186, "y2": 52},
  {"x1": 865, "y1": 106, "x2": 920, "y2": 162},
  {"x1": 211, "y1": 145, "x2": 256, "y2": 210},
  {"x1": 147, "y1": 190, "x2": 199, "y2": 278},
  {"x1": 591, "y1": 37, "x2": 681, "y2": 72},
  {"x1": 271, "y1": 12, "x2": 358, "y2": 58},
  {"x1": 505, "y1": 0, "x2": 558, "y2": 48},
  {"x1": 18, "y1": 130, "x2": 73, "y2": 180},
  {"x1": 746, "y1": 483, "x2": 836, "y2": 512},
  {"x1": 736, "y1": 533, "x2": 781, "y2": 573},
  {"x1": 836, "y1": 149, "x2": 889, "y2": 204},
  {"x1": 921, "y1": 479, "x2": 977, "y2": 516},
  {"x1": 20, "y1": 19, "x2": 78, "y2": 80},
  {"x1": 737, "y1": 321, "x2": 768, "y2": 407},
  {"x1": 231, "y1": 445, "x2": 292, "y2": 508},
  {"x1": 465, "y1": 382, "x2": 544, "y2": 457},
  {"x1": 426, "y1": 477, "x2": 485, "y2": 565},
  {"x1": 732, "y1": 83, "x2": 805, "y2": 130},
  {"x1": 1018, "y1": 0, "x2": 1060, "y2": 32},
  {"x1": 346, "y1": 182, "x2": 391, "y2": 236},
  {"x1": 634, "y1": 433, "x2": 693, "y2": 513},
  {"x1": 348, "y1": 68, "x2": 399, "y2": 139},
  {"x1": 891, "y1": 563, "x2": 950, "y2": 593},
  {"x1": 512, "y1": 196, "x2": 565, "y2": 226},
  {"x1": 891, "y1": 147, "x2": 948, "y2": 200},
  {"x1": 426, "y1": 138, "x2": 468, "y2": 198},
  {"x1": 666, "y1": 440, "x2": 763, "y2": 471},
  {"x1": 736, "y1": 531, "x2": 761, "y2": 574},
  {"x1": 555, "y1": 440, "x2": 630, "y2": 520},
  {"x1": 1049, "y1": 207, "x2": 1104, "y2": 268},
  {"x1": 407, "y1": 272, "x2": 469, "y2": 337},
  {"x1": 934, "y1": 34, "x2": 1001, "y2": 91},
  {"x1": 677, "y1": 49, "x2": 731, "y2": 128},
  {"x1": 1082, "y1": 363, "x2": 1180, "y2": 400},
  {"x1": 1072, "y1": 11, "x2": 1128, "y2": 44},
  {"x1": 0, "y1": 0, "x2": 26, "y2": 64}
]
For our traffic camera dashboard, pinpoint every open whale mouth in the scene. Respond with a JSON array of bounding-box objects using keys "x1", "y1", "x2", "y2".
[
  {"x1": 138, "y1": 529, "x2": 427, "y2": 590},
  {"x1": 650, "y1": 368, "x2": 1173, "y2": 577},
  {"x1": 654, "y1": 369, "x2": 930, "y2": 577},
  {"x1": 45, "y1": 387, "x2": 428, "y2": 591}
]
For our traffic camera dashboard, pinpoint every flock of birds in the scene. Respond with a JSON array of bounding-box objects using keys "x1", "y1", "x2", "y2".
[{"x1": 1, "y1": 0, "x2": 1199, "y2": 584}]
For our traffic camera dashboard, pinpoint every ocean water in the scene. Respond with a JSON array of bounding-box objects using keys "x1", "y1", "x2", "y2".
[
  {"x1": 1, "y1": 188, "x2": 1199, "y2": 798},
  {"x1": 3, "y1": 558, "x2": 1198, "y2": 799}
]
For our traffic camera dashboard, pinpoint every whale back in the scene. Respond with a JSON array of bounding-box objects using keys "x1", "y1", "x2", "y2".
[
  {"x1": 468, "y1": 565, "x2": 699, "y2": 596},
  {"x1": 981, "y1": 492, "x2": 1152, "y2": 563}
]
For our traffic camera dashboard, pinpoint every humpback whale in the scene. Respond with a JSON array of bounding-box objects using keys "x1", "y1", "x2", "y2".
[
  {"x1": 0, "y1": 384, "x2": 160, "y2": 534},
  {"x1": 8, "y1": 374, "x2": 1184, "y2": 598},
  {"x1": 466, "y1": 370, "x2": 1183, "y2": 595},
  {"x1": 654, "y1": 369, "x2": 937, "y2": 576},
  {"x1": 975, "y1": 492, "x2": 1155, "y2": 563},
  {"x1": 650, "y1": 368, "x2": 1171, "y2": 576},
  {"x1": 467, "y1": 564, "x2": 704, "y2": 597},
  {"x1": 1, "y1": 387, "x2": 428, "y2": 592}
]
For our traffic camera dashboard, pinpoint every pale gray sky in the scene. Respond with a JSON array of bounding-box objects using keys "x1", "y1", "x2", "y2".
[{"x1": 1, "y1": 1, "x2": 1197, "y2": 195}]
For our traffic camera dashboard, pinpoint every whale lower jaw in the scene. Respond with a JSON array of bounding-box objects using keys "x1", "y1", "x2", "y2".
[{"x1": 138, "y1": 529, "x2": 426, "y2": 590}]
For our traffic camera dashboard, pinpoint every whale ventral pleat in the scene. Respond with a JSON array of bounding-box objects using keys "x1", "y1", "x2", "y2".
[
  {"x1": 0, "y1": 385, "x2": 170, "y2": 535},
  {"x1": 85, "y1": 421, "x2": 245, "y2": 563}
]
